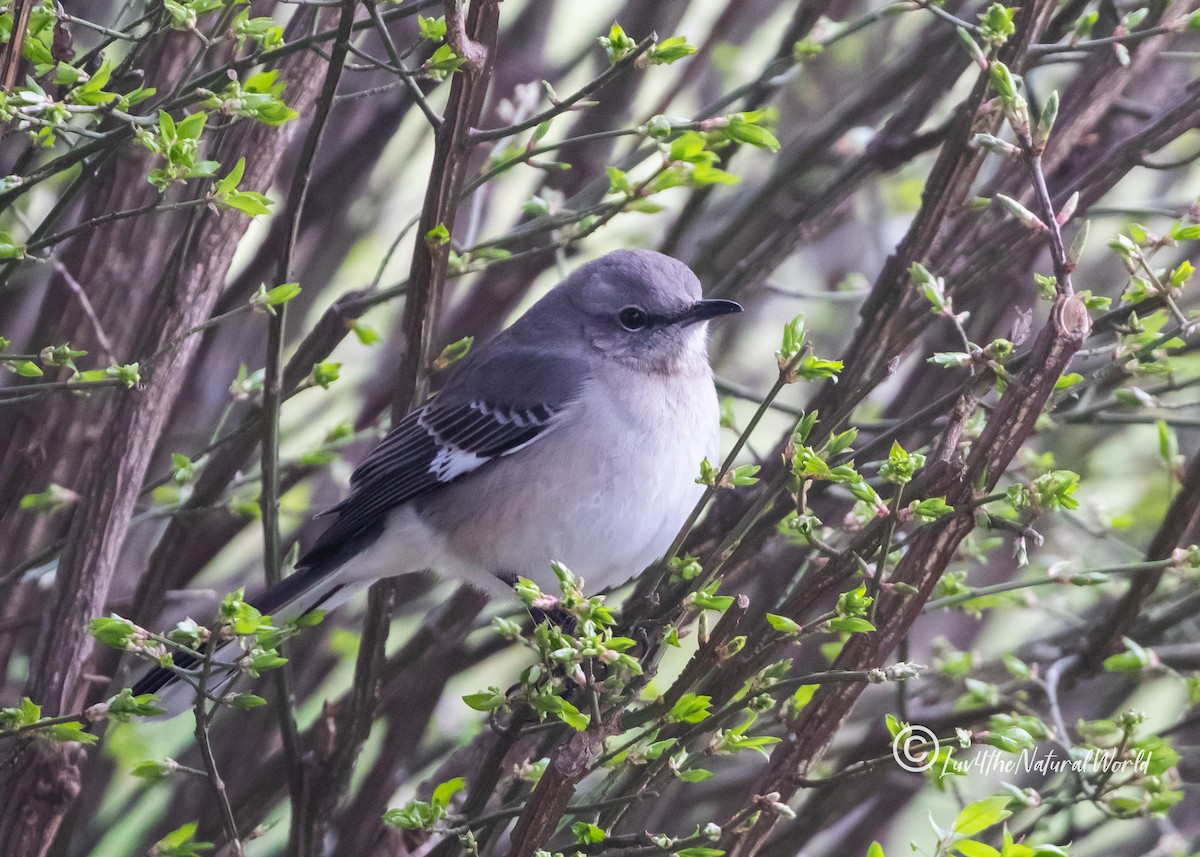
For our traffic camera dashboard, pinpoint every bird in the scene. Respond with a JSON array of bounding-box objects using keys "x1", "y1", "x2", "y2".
[{"x1": 132, "y1": 249, "x2": 741, "y2": 704}]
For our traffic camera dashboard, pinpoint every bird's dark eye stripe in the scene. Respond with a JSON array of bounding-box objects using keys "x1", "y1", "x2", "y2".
[{"x1": 618, "y1": 306, "x2": 673, "y2": 331}]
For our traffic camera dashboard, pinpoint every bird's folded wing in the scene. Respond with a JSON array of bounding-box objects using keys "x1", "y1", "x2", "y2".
[{"x1": 297, "y1": 343, "x2": 586, "y2": 569}]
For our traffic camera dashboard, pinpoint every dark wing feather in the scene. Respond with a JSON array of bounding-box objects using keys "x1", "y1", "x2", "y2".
[
  {"x1": 296, "y1": 399, "x2": 562, "y2": 570},
  {"x1": 297, "y1": 332, "x2": 586, "y2": 571}
]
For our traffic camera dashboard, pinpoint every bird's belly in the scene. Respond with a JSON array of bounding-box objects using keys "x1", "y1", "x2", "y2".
[{"x1": 424, "y1": 374, "x2": 717, "y2": 594}]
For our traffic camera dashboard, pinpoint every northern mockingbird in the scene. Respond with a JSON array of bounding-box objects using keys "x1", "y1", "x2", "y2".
[{"x1": 134, "y1": 249, "x2": 740, "y2": 700}]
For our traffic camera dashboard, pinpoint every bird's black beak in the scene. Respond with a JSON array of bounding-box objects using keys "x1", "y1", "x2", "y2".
[{"x1": 677, "y1": 299, "x2": 743, "y2": 327}]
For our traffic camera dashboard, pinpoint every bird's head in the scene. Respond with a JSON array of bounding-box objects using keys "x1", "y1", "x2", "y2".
[{"x1": 558, "y1": 249, "x2": 742, "y2": 375}]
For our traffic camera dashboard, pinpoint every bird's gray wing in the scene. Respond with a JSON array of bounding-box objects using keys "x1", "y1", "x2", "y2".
[{"x1": 296, "y1": 342, "x2": 587, "y2": 570}]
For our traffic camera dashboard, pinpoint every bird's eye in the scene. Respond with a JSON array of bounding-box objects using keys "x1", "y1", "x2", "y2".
[{"x1": 618, "y1": 306, "x2": 649, "y2": 331}]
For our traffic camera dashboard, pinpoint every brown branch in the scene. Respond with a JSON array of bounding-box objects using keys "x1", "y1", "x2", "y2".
[
  {"x1": 289, "y1": 583, "x2": 395, "y2": 855},
  {"x1": 0, "y1": 15, "x2": 330, "y2": 854},
  {"x1": 723, "y1": 294, "x2": 1090, "y2": 857},
  {"x1": 639, "y1": 593, "x2": 750, "y2": 727},
  {"x1": 395, "y1": 0, "x2": 502, "y2": 415},
  {"x1": 505, "y1": 724, "x2": 615, "y2": 857},
  {"x1": 286, "y1": 1, "x2": 503, "y2": 853},
  {"x1": 193, "y1": 642, "x2": 244, "y2": 857},
  {"x1": 0, "y1": 0, "x2": 33, "y2": 93},
  {"x1": 262, "y1": 3, "x2": 360, "y2": 852}
]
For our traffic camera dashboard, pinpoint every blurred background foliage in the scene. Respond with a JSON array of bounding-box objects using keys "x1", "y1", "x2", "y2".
[{"x1": 1, "y1": 0, "x2": 1200, "y2": 856}]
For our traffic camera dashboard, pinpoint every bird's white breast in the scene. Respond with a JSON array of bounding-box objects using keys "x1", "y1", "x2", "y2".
[{"x1": 409, "y1": 364, "x2": 720, "y2": 595}]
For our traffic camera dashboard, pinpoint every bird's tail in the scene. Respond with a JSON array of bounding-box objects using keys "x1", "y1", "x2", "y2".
[{"x1": 129, "y1": 561, "x2": 358, "y2": 717}]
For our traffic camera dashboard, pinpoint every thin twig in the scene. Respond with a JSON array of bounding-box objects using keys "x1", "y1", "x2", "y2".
[
  {"x1": 364, "y1": 0, "x2": 442, "y2": 128},
  {"x1": 193, "y1": 634, "x2": 244, "y2": 857},
  {"x1": 47, "y1": 258, "x2": 118, "y2": 364},
  {"x1": 470, "y1": 35, "x2": 656, "y2": 143},
  {"x1": 266, "y1": 0, "x2": 360, "y2": 843}
]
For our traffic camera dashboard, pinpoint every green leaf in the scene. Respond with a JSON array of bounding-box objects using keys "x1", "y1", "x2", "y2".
[
  {"x1": 202, "y1": 71, "x2": 298, "y2": 125},
  {"x1": 176, "y1": 111, "x2": 207, "y2": 141},
  {"x1": 766, "y1": 613, "x2": 801, "y2": 635},
  {"x1": 648, "y1": 36, "x2": 697, "y2": 65},
  {"x1": 555, "y1": 699, "x2": 590, "y2": 731},
  {"x1": 264, "y1": 282, "x2": 300, "y2": 309},
  {"x1": 930, "y1": 351, "x2": 972, "y2": 369},
  {"x1": 462, "y1": 689, "x2": 506, "y2": 711},
  {"x1": 0, "y1": 231, "x2": 28, "y2": 259},
  {"x1": 791, "y1": 684, "x2": 818, "y2": 712},
  {"x1": 675, "y1": 849, "x2": 724, "y2": 857},
  {"x1": 910, "y1": 497, "x2": 954, "y2": 521},
  {"x1": 222, "y1": 190, "x2": 273, "y2": 217},
  {"x1": 667, "y1": 693, "x2": 712, "y2": 724},
  {"x1": 879, "y1": 439, "x2": 925, "y2": 485},
  {"x1": 47, "y1": 721, "x2": 97, "y2": 744},
  {"x1": 692, "y1": 581, "x2": 733, "y2": 612},
  {"x1": 1035, "y1": 90, "x2": 1059, "y2": 148},
  {"x1": 417, "y1": 15, "x2": 447, "y2": 41},
  {"x1": 794, "y1": 354, "x2": 843, "y2": 381},
  {"x1": 434, "y1": 336, "x2": 473, "y2": 371},
  {"x1": 216, "y1": 158, "x2": 246, "y2": 194},
  {"x1": 724, "y1": 115, "x2": 780, "y2": 152},
  {"x1": 794, "y1": 35, "x2": 825, "y2": 59},
  {"x1": 106, "y1": 363, "x2": 141, "y2": 387},
  {"x1": 953, "y1": 841, "x2": 1000, "y2": 857},
  {"x1": 288, "y1": 608, "x2": 324, "y2": 629},
  {"x1": 90, "y1": 615, "x2": 139, "y2": 649},
  {"x1": 598, "y1": 23, "x2": 637, "y2": 65},
  {"x1": 225, "y1": 693, "x2": 267, "y2": 710},
  {"x1": 1055, "y1": 372, "x2": 1083, "y2": 391},
  {"x1": 248, "y1": 651, "x2": 287, "y2": 672},
  {"x1": 829, "y1": 617, "x2": 876, "y2": 634},
  {"x1": 1158, "y1": 419, "x2": 1178, "y2": 464},
  {"x1": 19, "y1": 483, "x2": 76, "y2": 513},
  {"x1": 432, "y1": 776, "x2": 466, "y2": 807},
  {"x1": 1170, "y1": 260, "x2": 1194, "y2": 288},
  {"x1": 310, "y1": 361, "x2": 341, "y2": 389},
  {"x1": 836, "y1": 584, "x2": 872, "y2": 618},
  {"x1": 979, "y1": 3, "x2": 1017, "y2": 46},
  {"x1": 37, "y1": 344, "x2": 85, "y2": 370},
  {"x1": 426, "y1": 223, "x2": 451, "y2": 246},
  {"x1": 352, "y1": 321, "x2": 380, "y2": 345},
  {"x1": 107, "y1": 688, "x2": 165, "y2": 720},
  {"x1": 1171, "y1": 222, "x2": 1200, "y2": 241},
  {"x1": 572, "y1": 822, "x2": 606, "y2": 844},
  {"x1": 266, "y1": 283, "x2": 301, "y2": 306},
  {"x1": 1074, "y1": 10, "x2": 1098, "y2": 37},
  {"x1": 132, "y1": 759, "x2": 177, "y2": 779},
  {"x1": 424, "y1": 43, "x2": 465, "y2": 78},
  {"x1": 232, "y1": 13, "x2": 284, "y2": 50},
  {"x1": 728, "y1": 463, "x2": 760, "y2": 486},
  {"x1": 220, "y1": 589, "x2": 266, "y2": 634},
  {"x1": 10, "y1": 359, "x2": 42, "y2": 377},
  {"x1": 989, "y1": 61, "x2": 1018, "y2": 103},
  {"x1": 777, "y1": 314, "x2": 806, "y2": 365},
  {"x1": 1103, "y1": 637, "x2": 1152, "y2": 673},
  {"x1": 953, "y1": 795, "x2": 1012, "y2": 836},
  {"x1": 152, "y1": 822, "x2": 213, "y2": 857}
]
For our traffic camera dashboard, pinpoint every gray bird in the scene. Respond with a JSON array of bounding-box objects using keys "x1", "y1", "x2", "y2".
[{"x1": 135, "y1": 249, "x2": 740, "y2": 700}]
